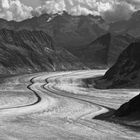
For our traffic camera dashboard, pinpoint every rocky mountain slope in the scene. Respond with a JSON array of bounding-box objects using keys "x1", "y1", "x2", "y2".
[
  {"x1": 0, "y1": 28, "x2": 86, "y2": 75},
  {"x1": 66, "y1": 33, "x2": 111, "y2": 68},
  {"x1": 0, "y1": 12, "x2": 138, "y2": 69},
  {"x1": 115, "y1": 94, "x2": 140, "y2": 117},
  {"x1": 88, "y1": 41, "x2": 140, "y2": 121},
  {"x1": 0, "y1": 11, "x2": 139, "y2": 74},
  {"x1": 107, "y1": 33, "x2": 135, "y2": 66},
  {"x1": 95, "y1": 42, "x2": 140, "y2": 89}
]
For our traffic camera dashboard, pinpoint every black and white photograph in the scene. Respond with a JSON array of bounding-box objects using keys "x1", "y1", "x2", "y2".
[{"x1": 0, "y1": 0, "x2": 140, "y2": 139}]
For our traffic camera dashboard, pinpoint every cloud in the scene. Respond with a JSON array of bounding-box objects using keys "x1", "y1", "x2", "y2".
[
  {"x1": 102, "y1": 1, "x2": 135, "y2": 22},
  {"x1": 35, "y1": 0, "x2": 138, "y2": 22},
  {"x1": 125, "y1": 0, "x2": 140, "y2": 9},
  {"x1": 0, "y1": 0, "x2": 33, "y2": 21},
  {"x1": 0, "y1": 0, "x2": 140, "y2": 22},
  {"x1": 36, "y1": 0, "x2": 111, "y2": 16}
]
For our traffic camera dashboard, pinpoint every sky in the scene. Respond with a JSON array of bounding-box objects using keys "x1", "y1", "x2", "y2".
[
  {"x1": 20, "y1": 0, "x2": 40, "y2": 8},
  {"x1": 0, "y1": 0, "x2": 140, "y2": 22}
]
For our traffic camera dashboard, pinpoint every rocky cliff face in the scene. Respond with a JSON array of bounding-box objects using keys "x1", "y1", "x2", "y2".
[
  {"x1": 99, "y1": 42, "x2": 140, "y2": 88},
  {"x1": 0, "y1": 29, "x2": 86, "y2": 75},
  {"x1": 115, "y1": 94, "x2": 140, "y2": 117}
]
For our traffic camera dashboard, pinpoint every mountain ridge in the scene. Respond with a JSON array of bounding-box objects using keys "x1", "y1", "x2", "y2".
[
  {"x1": 0, "y1": 28, "x2": 86, "y2": 75},
  {"x1": 0, "y1": 12, "x2": 107, "y2": 49}
]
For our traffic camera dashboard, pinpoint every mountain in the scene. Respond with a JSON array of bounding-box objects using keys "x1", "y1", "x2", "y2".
[
  {"x1": 107, "y1": 33, "x2": 135, "y2": 66},
  {"x1": 89, "y1": 41, "x2": 140, "y2": 123},
  {"x1": 0, "y1": 12, "x2": 138, "y2": 72},
  {"x1": 0, "y1": 12, "x2": 114, "y2": 69},
  {"x1": 96, "y1": 42, "x2": 140, "y2": 89},
  {"x1": 115, "y1": 94, "x2": 140, "y2": 117},
  {"x1": 1, "y1": 11, "x2": 139, "y2": 49},
  {"x1": 0, "y1": 28, "x2": 86, "y2": 75},
  {"x1": 69, "y1": 32, "x2": 134, "y2": 68},
  {"x1": 0, "y1": 12, "x2": 107, "y2": 49},
  {"x1": 110, "y1": 11, "x2": 140, "y2": 38},
  {"x1": 67, "y1": 33, "x2": 111, "y2": 68},
  {"x1": 114, "y1": 93, "x2": 140, "y2": 127}
]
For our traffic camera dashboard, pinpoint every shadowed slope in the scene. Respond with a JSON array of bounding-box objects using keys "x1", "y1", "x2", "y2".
[
  {"x1": 0, "y1": 29, "x2": 86, "y2": 75},
  {"x1": 115, "y1": 94, "x2": 140, "y2": 117},
  {"x1": 103, "y1": 42, "x2": 140, "y2": 88},
  {"x1": 68, "y1": 33, "x2": 134, "y2": 68},
  {"x1": 67, "y1": 33, "x2": 111, "y2": 68}
]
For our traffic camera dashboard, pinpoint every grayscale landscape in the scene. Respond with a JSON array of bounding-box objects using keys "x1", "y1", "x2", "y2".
[{"x1": 0, "y1": 0, "x2": 140, "y2": 139}]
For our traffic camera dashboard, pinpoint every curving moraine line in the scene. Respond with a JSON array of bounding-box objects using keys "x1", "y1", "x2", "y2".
[
  {"x1": 43, "y1": 78, "x2": 112, "y2": 115},
  {"x1": 43, "y1": 71, "x2": 112, "y2": 112},
  {"x1": 0, "y1": 77, "x2": 41, "y2": 110},
  {"x1": 0, "y1": 71, "x2": 139, "y2": 139},
  {"x1": 38, "y1": 72, "x2": 140, "y2": 139}
]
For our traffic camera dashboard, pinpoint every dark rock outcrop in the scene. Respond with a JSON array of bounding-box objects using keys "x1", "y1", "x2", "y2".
[
  {"x1": 115, "y1": 94, "x2": 140, "y2": 117},
  {"x1": 96, "y1": 42, "x2": 140, "y2": 88}
]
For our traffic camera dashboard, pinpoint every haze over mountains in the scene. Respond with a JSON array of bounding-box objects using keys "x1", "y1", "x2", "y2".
[{"x1": 110, "y1": 11, "x2": 140, "y2": 37}]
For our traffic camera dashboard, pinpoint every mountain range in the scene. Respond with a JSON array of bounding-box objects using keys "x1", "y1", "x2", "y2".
[
  {"x1": 0, "y1": 11, "x2": 140, "y2": 75},
  {"x1": 0, "y1": 28, "x2": 86, "y2": 75},
  {"x1": 0, "y1": 12, "x2": 107, "y2": 49}
]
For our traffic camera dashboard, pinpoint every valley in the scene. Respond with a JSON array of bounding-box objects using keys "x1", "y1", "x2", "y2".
[
  {"x1": 0, "y1": 7, "x2": 139, "y2": 139},
  {"x1": 0, "y1": 70, "x2": 139, "y2": 140}
]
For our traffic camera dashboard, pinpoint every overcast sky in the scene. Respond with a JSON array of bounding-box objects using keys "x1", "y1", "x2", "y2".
[
  {"x1": 0, "y1": 0, "x2": 140, "y2": 22},
  {"x1": 20, "y1": 0, "x2": 40, "y2": 8}
]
